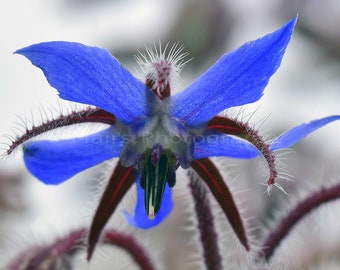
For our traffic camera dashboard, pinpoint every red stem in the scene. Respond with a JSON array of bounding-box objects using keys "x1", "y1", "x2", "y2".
[
  {"x1": 260, "y1": 183, "x2": 340, "y2": 260},
  {"x1": 104, "y1": 229, "x2": 156, "y2": 270}
]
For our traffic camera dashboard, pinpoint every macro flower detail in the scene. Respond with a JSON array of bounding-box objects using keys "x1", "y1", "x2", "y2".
[{"x1": 8, "y1": 16, "x2": 340, "y2": 260}]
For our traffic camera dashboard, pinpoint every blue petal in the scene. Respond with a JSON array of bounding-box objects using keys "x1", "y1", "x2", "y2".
[
  {"x1": 16, "y1": 42, "x2": 149, "y2": 125},
  {"x1": 270, "y1": 115, "x2": 340, "y2": 151},
  {"x1": 170, "y1": 18, "x2": 297, "y2": 127},
  {"x1": 24, "y1": 127, "x2": 124, "y2": 184},
  {"x1": 123, "y1": 181, "x2": 173, "y2": 229},
  {"x1": 193, "y1": 131, "x2": 261, "y2": 159}
]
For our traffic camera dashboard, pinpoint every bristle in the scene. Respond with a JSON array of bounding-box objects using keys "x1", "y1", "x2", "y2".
[
  {"x1": 134, "y1": 41, "x2": 191, "y2": 97},
  {"x1": 4, "y1": 106, "x2": 115, "y2": 156}
]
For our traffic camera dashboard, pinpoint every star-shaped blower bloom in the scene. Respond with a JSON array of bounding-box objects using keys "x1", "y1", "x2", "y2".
[{"x1": 7, "y1": 17, "x2": 340, "y2": 260}]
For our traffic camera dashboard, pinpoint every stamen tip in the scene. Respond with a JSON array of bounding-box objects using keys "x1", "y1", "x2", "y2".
[{"x1": 148, "y1": 203, "x2": 155, "y2": 220}]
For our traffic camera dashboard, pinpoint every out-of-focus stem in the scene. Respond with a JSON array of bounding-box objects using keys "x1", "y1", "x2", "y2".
[
  {"x1": 189, "y1": 171, "x2": 223, "y2": 270},
  {"x1": 103, "y1": 229, "x2": 156, "y2": 270},
  {"x1": 260, "y1": 183, "x2": 340, "y2": 260}
]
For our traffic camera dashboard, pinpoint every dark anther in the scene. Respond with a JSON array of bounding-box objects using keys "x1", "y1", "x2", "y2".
[{"x1": 167, "y1": 171, "x2": 176, "y2": 188}]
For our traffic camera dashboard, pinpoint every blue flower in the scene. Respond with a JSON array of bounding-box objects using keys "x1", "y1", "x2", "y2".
[{"x1": 12, "y1": 17, "x2": 340, "y2": 258}]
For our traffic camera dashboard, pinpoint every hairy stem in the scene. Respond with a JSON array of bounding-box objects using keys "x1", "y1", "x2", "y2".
[
  {"x1": 189, "y1": 171, "x2": 223, "y2": 270},
  {"x1": 103, "y1": 229, "x2": 156, "y2": 270},
  {"x1": 7, "y1": 228, "x2": 85, "y2": 270},
  {"x1": 260, "y1": 183, "x2": 340, "y2": 260}
]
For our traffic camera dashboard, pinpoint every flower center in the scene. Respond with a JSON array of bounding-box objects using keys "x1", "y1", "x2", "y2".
[
  {"x1": 120, "y1": 113, "x2": 193, "y2": 219},
  {"x1": 119, "y1": 43, "x2": 192, "y2": 219},
  {"x1": 135, "y1": 144, "x2": 179, "y2": 218}
]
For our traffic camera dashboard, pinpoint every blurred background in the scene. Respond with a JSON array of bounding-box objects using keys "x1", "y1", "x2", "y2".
[{"x1": 1, "y1": 0, "x2": 340, "y2": 269}]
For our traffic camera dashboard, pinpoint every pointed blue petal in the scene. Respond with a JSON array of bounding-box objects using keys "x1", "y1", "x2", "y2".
[
  {"x1": 16, "y1": 42, "x2": 149, "y2": 125},
  {"x1": 270, "y1": 115, "x2": 340, "y2": 151},
  {"x1": 193, "y1": 131, "x2": 261, "y2": 159},
  {"x1": 123, "y1": 181, "x2": 173, "y2": 229},
  {"x1": 24, "y1": 127, "x2": 124, "y2": 184},
  {"x1": 170, "y1": 18, "x2": 297, "y2": 126}
]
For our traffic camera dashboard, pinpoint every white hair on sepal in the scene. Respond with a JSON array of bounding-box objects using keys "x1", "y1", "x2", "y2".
[
  {"x1": 133, "y1": 41, "x2": 191, "y2": 93},
  {"x1": 1, "y1": 98, "x2": 108, "y2": 161},
  {"x1": 218, "y1": 106, "x2": 290, "y2": 196},
  {"x1": 166, "y1": 171, "x2": 208, "y2": 270},
  {"x1": 233, "y1": 109, "x2": 295, "y2": 196},
  {"x1": 257, "y1": 151, "x2": 294, "y2": 197},
  {"x1": 30, "y1": 100, "x2": 105, "y2": 140},
  {"x1": 258, "y1": 137, "x2": 297, "y2": 196}
]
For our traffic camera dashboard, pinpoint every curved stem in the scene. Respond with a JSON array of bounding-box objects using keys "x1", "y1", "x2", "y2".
[
  {"x1": 260, "y1": 183, "x2": 340, "y2": 260},
  {"x1": 189, "y1": 171, "x2": 223, "y2": 270},
  {"x1": 7, "y1": 229, "x2": 85, "y2": 270},
  {"x1": 103, "y1": 229, "x2": 156, "y2": 270}
]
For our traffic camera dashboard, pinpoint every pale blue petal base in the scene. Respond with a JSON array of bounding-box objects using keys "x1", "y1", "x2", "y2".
[
  {"x1": 123, "y1": 182, "x2": 173, "y2": 229},
  {"x1": 193, "y1": 131, "x2": 261, "y2": 159}
]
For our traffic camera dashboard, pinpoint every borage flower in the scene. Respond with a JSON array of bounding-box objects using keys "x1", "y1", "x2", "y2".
[{"x1": 8, "y1": 17, "x2": 340, "y2": 260}]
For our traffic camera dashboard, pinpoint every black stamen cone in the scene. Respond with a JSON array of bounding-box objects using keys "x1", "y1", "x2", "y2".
[{"x1": 143, "y1": 145, "x2": 170, "y2": 218}]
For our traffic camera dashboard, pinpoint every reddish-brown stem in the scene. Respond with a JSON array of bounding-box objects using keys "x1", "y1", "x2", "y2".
[
  {"x1": 103, "y1": 229, "x2": 155, "y2": 270},
  {"x1": 87, "y1": 161, "x2": 135, "y2": 261},
  {"x1": 191, "y1": 158, "x2": 250, "y2": 251},
  {"x1": 7, "y1": 108, "x2": 116, "y2": 155},
  {"x1": 189, "y1": 171, "x2": 223, "y2": 270},
  {"x1": 7, "y1": 229, "x2": 85, "y2": 270},
  {"x1": 260, "y1": 183, "x2": 340, "y2": 261}
]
